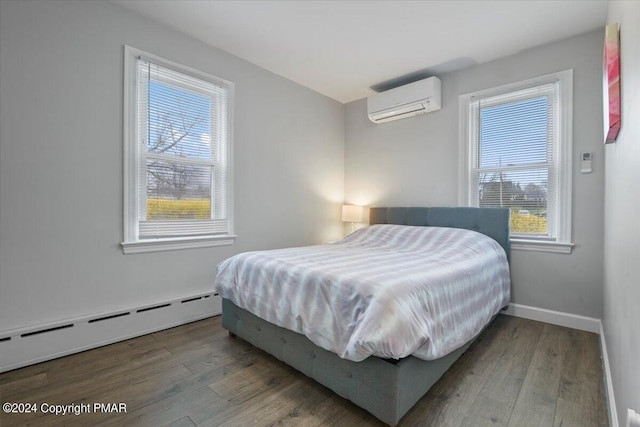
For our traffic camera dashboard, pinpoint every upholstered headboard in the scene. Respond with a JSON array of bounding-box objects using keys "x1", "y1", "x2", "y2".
[{"x1": 369, "y1": 207, "x2": 511, "y2": 254}]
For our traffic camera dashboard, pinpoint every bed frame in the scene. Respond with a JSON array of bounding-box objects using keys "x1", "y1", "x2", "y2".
[{"x1": 221, "y1": 207, "x2": 510, "y2": 426}]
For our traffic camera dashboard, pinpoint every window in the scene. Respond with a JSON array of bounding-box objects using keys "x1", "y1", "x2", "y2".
[
  {"x1": 459, "y1": 70, "x2": 573, "y2": 253},
  {"x1": 122, "y1": 46, "x2": 234, "y2": 254}
]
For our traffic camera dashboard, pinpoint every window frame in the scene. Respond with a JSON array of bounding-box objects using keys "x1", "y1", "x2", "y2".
[
  {"x1": 458, "y1": 70, "x2": 574, "y2": 254},
  {"x1": 122, "y1": 45, "x2": 235, "y2": 254}
]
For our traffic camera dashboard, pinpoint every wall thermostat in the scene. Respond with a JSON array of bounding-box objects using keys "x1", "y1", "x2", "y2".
[{"x1": 581, "y1": 152, "x2": 592, "y2": 173}]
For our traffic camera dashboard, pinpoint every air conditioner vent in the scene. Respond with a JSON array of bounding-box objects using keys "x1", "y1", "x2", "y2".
[{"x1": 368, "y1": 76, "x2": 441, "y2": 124}]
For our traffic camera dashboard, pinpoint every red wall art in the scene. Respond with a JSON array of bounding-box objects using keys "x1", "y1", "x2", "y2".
[{"x1": 604, "y1": 23, "x2": 621, "y2": 144}]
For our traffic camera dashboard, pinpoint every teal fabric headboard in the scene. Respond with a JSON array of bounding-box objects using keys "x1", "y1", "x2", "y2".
[{"x1": 369, "y1": 207, "x2": 511, "y2": 254}]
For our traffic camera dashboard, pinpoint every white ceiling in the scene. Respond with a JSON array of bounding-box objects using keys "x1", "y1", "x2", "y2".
[{"x1": 113, "y1": 0, "x2": 608, "y2": 104}]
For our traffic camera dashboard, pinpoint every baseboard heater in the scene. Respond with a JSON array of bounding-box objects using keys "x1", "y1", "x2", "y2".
[{"x1": 0, "y1": 292, "x2": 222, "y2": 373}]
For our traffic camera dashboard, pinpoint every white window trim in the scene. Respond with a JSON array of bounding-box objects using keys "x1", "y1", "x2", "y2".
[
  {"x1": 121, "y1": 234, "x2": 237, "y2": 255},
  {"x1": 510, "y1": 239, "x2": 574, "y2": 254},
  {"x1": 121, "y1": 45, "x2": 235, "y2": 254},
  {"x1": 458, "y1": 70, "x2": 574, "y2": 254}
]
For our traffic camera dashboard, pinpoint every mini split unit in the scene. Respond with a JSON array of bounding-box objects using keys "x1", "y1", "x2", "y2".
[{"x1": 367, "y1": 76, "x2": 442, "y2": 123}]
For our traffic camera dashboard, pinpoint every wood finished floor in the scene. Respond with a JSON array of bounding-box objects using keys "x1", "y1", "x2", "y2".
[{"x1": 0, "y1": 315, "x2": 608, "y2": 427}]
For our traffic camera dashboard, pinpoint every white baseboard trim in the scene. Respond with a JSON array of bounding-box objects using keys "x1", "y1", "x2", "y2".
[
  {"x1": 502, "y1": 303, "x2": 600, "y2": 333},
  {"x1": 0, "y1": 292, "x2": 222, "y2": 373},
  {"x1": 599, "y1": 321, "x2": 619, "y2": 427}
]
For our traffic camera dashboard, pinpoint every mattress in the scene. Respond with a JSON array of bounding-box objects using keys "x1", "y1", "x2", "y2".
[{"x1": 215, "y1": 224, "x2": 510, "y2": 362}]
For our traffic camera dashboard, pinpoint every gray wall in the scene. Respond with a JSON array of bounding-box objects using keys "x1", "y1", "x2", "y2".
[
  {"x1": 0, "y1": 1, "x2": 344, "y2": 331},
  {"x1": 345, "y1": 30, "x2": 605, "y2": 318},
  {"x1": 604, "y1": 2, "x2": 640, "y2": 425}
]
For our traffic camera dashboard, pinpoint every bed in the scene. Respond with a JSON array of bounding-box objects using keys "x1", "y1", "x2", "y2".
[{"x1": 215, "y1": 207, "x2": 511, "y2": 426}]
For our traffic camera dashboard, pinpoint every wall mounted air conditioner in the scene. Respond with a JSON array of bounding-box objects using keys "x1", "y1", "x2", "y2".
[{"x1": 367, "y1": 76, "x2": 441, "y2": 123}]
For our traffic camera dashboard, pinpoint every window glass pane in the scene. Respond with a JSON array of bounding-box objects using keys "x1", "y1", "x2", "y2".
[
  {"x1": 479, "y1": 168, "x2": 548, "y2": 235},
  {"x1": 146, "y1": 160, "x2": 212, "y2": 220},
  {"x1": 462, "y1": 72, "x2": 571, "y2": 247},
  {"x1": 148, "y1": 80, "x2": 212, "y2": 160},
  {"x1": 124, "y1": 48, "x2": 234, "y2": 248},
  {"x1": 479, "y1": 96, "x2": 549, "y2": 168}
]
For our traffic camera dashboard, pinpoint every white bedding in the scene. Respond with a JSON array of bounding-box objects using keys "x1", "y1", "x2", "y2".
[{"x1": 215, "y1": 224, "x2": 511, "y2": 362}]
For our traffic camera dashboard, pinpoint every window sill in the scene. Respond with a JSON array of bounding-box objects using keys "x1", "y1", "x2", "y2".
[
  {"x1": 511, "y1": 239, "x2": 574, "y2": 254},
  {"x1": 121, "y1": 235, "x2": 236, "y2": 254}
]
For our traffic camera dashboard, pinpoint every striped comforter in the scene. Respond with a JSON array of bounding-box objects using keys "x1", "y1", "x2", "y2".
[{"x1": 215, "y1": 224, "x2": 511, "y2": 362}]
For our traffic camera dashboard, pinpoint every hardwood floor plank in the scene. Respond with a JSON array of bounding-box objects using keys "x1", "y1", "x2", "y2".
[
  {"x1": 461, "y1": 395, "x2": 511, "y2": 427},
  {"x1": 400, "y1": 315, "x2": 522, "y2": 427},
  {"x1": 0, "y1": 363, "x2": 193, "y2": 427},
  {"x1": 268, "y1": 387, "x2": 382, "y2": 427},
  {"x1": 2, "y1": 346, "x2": 177, "y2": 402},
  {"x1": 553, "y1": 397, "x2": 599, "y2": 427},
  {"x1": 99, "y1": 385, "x2": 219, "y2": 427},
  {"x1": 558, "y1": 329, "x2": 603, "y2": 409},
  {"x1": 268, "y1": 394, "x2": 347, "y2": 427},
  {"x1": 164, "y1": 416, "x2": 197, "y2": 427},
  {"x1": 0, "y1": 371, "x2": 48, "y2": 397},
  {"x1": 0, "y1": 363, "x2": 48, "y2": 386},
  {"x1": 597, "y1": 374, "x2": 610, "y2": 426},
  {"x1": 46, "y1": 333, "x2": 166, "y2": 384},
  {"x1": 180, "y1": 336, "x2": 257, "y2": 376},
  {"x1": 156, "y1": 318, "x2": 229, "y2": 355},
  {"x1": 507, "y1": 323, "x2": 569, "y2": 427},
  {"x1": 193, "y1": 375, "x2": 307, "y2": 427},
  {"x1": 480, "y1": 316, "x2": 544, "y2": 407},
  {"x1": 208, "y1": 353, "x2": 295, "y2": 403},
  {"x1": 261, "y1": 377, "x2": 340, "y2": 427}
]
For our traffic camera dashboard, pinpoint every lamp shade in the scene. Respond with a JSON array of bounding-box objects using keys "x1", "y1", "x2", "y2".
[{"x1": 341, "y1": 205, "x2": 363, "y2": 223}]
